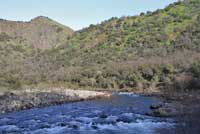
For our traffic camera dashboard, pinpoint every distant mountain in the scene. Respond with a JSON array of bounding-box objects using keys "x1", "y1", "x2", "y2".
[
  {"x1": 0, "y1": 0, "x2": 200, "y2": 91},
  {"x1": 0, "y1": 16, "x2": 73, "y2": 49},
  {"x1": 0, "y1": 16, "x2": 74, "y2": 89}
]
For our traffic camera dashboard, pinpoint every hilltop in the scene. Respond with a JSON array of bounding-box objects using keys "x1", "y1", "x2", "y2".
[{"x1": 0, "y1": 16, "x2": 73, "y2": 49}]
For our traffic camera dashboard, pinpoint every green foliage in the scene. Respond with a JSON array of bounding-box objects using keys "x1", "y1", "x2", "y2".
[
  {"x1": 191, "y1": 62, "x2": 200, "y2": 78},
  {"x1": 0, "y1": 75, "x2": 22, "y2": 90}
]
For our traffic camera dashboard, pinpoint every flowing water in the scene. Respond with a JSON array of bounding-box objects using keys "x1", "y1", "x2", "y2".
[{"x1": 0, "y1": 93, "x2": 176, "y2": 134}]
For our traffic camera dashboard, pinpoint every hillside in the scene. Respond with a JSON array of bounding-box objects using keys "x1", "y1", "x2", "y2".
[
  {"x1": 0, "y1": 16, "x2": 73, "y2": 49},
  {"x1": 46, "y1": 0, "x2": 200, "y2": 90},
  {"x1": 0, "y1": 16, "x2": 73, "y2": 90},
  {"x1": 57, "y1": 0, "x2": 200, "y2": 62},
  {"x1": 0, "y1": 0, "x2": 200, "y2": 92}
]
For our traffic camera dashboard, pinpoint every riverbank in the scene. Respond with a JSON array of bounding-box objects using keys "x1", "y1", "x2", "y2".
[
  {"x1": 0, "y1": 88, "x2": 111, "y2": 114},
  {"x1": 161, "y1": 91, "x2": 200, "y2": 134},
  {"x1": 141, "y1": 90, "x2": 200, "y2": 134}
]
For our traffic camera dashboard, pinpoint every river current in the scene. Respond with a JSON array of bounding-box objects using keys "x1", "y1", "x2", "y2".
[{"x1": 0, "y1": 93, "x2": 176, "y2": 134}]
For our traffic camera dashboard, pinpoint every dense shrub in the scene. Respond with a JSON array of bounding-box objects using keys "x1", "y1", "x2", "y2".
[
  {"x1": 0, "y1": 32, "x2": 11, "y2": 42},
  {"x1": 191, "y1": 62, "x2": 200, "y2": 78}
]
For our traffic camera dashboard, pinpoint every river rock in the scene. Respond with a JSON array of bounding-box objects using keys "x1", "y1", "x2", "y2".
[
  {"x1": 150, "y1": 104, "x2": 163, "y2": 109},
  {"x1": 153, "y1": 107, "x2": 173, "y2": 117},
  {"x1": 147, "y1": 107, "x2": 176, "y2": 117}
]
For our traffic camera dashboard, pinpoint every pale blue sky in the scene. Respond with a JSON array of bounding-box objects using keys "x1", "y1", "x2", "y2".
[{"x1": 0, "y1": 0, "x2": 177, "y2": 30}]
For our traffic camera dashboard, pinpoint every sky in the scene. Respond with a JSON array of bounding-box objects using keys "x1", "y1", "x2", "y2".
[{"x1": 0, "y1": 0, "x2": 177, "y2": 30}]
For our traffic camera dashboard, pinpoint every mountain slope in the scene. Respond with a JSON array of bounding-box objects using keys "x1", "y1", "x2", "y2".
[
  {"x1": 45, "y1": 0, "x2": 200, "y2": 90},
  {"x1": 47, "y1": 0, "x2": 199, "y2": 68},
  {"x1": 0, "y1": 16, "x2": 74, "y2": 49},
  {"x1": 0, "y1": 16, "x2": 74, "y2": 90},
  {"x1": 63, "y1": 0, "x2": 199, "y2": 52}
]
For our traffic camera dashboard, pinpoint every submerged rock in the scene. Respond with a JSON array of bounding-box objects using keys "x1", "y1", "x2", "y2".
[
  {"x1": 151, "y1": 108, "x2": 174, "y2": 117},
  {"x1": 116, "y1": 114, "x2": 133, "y2": 123},
  {"x1": 150, "y1": 104, "x2": 163, "y2": 109},
  {"x1": 91, "y1": 125, "x2": 98, "y2": 129},
  {"x1": 99, "y1": 113, "x2": 108, "y2": 119}
]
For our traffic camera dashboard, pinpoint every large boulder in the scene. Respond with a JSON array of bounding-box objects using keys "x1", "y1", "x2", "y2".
[{"x1": 147, "y1": 104, "x2": 177, "y2": 117}]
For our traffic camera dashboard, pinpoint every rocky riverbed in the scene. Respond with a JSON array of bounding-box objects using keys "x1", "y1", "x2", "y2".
[{"x1": 0, "y1": 88, "x2": 110, "y2": 114}]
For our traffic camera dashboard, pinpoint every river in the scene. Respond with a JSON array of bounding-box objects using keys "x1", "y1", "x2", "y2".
[{"x1": 0, "y1": 93, "x2": 176, "y2": 134}]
